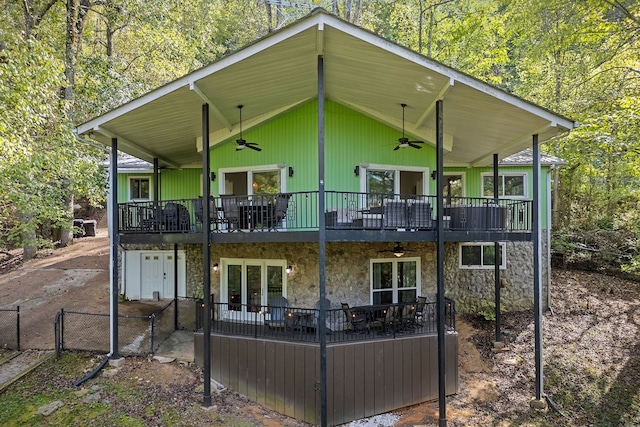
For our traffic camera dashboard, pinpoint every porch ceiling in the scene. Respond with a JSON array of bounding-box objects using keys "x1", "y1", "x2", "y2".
[{"x1": 76, "y1": 8, "x2": 574, "y2": 169}]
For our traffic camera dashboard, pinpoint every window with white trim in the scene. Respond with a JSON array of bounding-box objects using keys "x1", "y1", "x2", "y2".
[
  {"x1": 482, "y1": 173, "x2": 526, "y2": 198},
  {"x1": 219, "y1": 165, "x2": 286, "y2": 196},
  {"x1": 129, "y1": 177, "x2": 150, "y2": 201},
  {"x1": 459, "y1": 243, "x2": 506, "y2": 269},
  {"x1": 370, "y1": 257, "x2": 421, "y2": 304},
  {"x1": 360, "y1": 165, "x2": 429, "y2": 207}
]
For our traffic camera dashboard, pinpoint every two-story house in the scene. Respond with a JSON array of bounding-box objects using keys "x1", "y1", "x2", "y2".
[{"x1": 76, "y1": 9, "x2": 573, "y2": 426}]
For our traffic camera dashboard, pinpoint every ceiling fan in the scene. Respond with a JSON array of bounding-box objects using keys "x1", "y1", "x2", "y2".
[
  {"x1": 394, "y1": 103, "x2": 424, "y2": 151},
  {"x1": 378, "y1": 242, "x2": 412, "y2": 258},
  {"x1": 235, "y1": 105, "x2": 261, "y2": 152}
]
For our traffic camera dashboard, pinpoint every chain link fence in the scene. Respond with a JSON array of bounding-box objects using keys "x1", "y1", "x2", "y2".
[
  {"x1": 0, "y1": 307, "x2": 20, "y2": 350},
  {"x1": 54, "y1": 298, "x2": 197, "y2": 357}
]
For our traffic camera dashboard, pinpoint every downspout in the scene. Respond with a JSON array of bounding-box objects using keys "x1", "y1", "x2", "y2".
[
  {"x1": 532, "y1": 135, "x2": 544, "y2": 405},
  {"x1": 493, "y1": 154, "x2": 501, "y2": 344},
  {"x1": 546, "y1": 166, "x2": 554, "y2": 311}
]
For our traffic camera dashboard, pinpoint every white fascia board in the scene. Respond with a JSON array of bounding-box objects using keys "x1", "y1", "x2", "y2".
[
  {"x1": 324, "y1": 17, "x2": 575, "y2": 131},
  {"x1": 76, "y1": 16, "x2": 323, "y2": 136}
]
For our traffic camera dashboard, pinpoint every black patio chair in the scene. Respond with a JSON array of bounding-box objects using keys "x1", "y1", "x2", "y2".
[
  {"x1": 220, "y1": 196, "x2": 241, "y2": 230},
  {"x1": 341, "y1": 303, "x2": 367, "y2": 333},
  {"x1": 414, "y1": 296, "x2": 427, "y2": 326},
  {"x1": 268, "y1": 193, "x2": 291, "y2": 230},
  {"x1": 264, "y1": 296, "x2": 290, "y2": 329}
]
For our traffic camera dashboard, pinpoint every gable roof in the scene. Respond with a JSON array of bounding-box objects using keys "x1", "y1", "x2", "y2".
[{"x1": 76, "y1": 8, "x2": 574, "y2": 168}]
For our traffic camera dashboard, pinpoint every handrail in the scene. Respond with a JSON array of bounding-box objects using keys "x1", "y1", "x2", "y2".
[{"x1": 117, "y1": 191, "x2": 532, "y2": 233}]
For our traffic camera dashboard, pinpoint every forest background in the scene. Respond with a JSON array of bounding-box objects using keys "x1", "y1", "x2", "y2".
[{"x1": 1, "y1": 0, "x2": 639, "y2": 276}]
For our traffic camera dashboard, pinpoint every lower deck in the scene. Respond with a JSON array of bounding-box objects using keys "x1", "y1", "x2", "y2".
[{"x1": 194, "y1": 330, "x2": 458, "y2": 425}]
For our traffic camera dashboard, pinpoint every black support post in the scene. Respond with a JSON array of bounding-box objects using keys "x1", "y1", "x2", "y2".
[
  {"x1": 174, "y1": 243, "x2": 178, "y2": 330},
  {"x1": 153, "y1": 158, "x2": 160, "y2": 225},
  {"x1": 436, "y1": 100, "x2": 447, "y2": 427},
  {"x1": 494, "y1": 154, "x2": 501, "y2": 344},
  {"x1": 110, "y1": 137, "x2": 119, "y2": 359},
  {"x1": 317, "y1": 55, "x2": 328, "y2": 427},
  {"x1": 202, "y1": 103, "x2": 212, "y2": 408}
]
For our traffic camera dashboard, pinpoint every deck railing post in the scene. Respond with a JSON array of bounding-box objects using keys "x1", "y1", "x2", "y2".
[
  {"x1": 149, "y1": 313, "x2": 156, "y2": 356},
  {"x1": 16, "y1": 305, "x2": 20, "y2": 351}
]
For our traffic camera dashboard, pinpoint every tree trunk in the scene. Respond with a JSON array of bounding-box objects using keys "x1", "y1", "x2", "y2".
[{"x1": 22, "y1": 213, "x2": 37, "y2": 261}]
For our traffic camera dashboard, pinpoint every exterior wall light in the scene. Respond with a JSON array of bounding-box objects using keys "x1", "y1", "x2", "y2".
[
  {"x1": 213, "y1": 263, "x2": 219, "y2": 272},
  {"x1": 286, "y1": 265, "x2": 292, "y2": 274},
  {"x1": 288, "y1": 166, "x2": 294, "y2": 177},
  {"x1": 354, "y1": 165, "x2": 359, "y2": 176}
]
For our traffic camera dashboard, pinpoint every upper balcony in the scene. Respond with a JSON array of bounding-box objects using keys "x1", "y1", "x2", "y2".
[{"x1": 117, "y1": 191, "x2": 532, "y2": 244}]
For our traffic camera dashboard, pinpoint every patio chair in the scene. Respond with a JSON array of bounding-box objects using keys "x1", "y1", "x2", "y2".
[
  {"x1": 414, "y1": 296, "x2": 427, "y2": 326},
  {"x1": 400, "y1": 303, "x2": 417, "y2": 330},
  {"x1": 163, "y1": 202, "x2": 190, "y2": 231},
  {"x1": 341, "y1": 303, "x2": 367, "y2": 333},
  {"x1": 379, "y1": 304, "x2": 401, "y2": 334},
  {"x1": 264, "y1": 295, "x2": 290, "y2": 329},
  {"x1": 220, "y1": 196, "x2": 241, "y2": 230},
  {"x1": 268, "y1": 193, "x2": 291, "y2": 230}
]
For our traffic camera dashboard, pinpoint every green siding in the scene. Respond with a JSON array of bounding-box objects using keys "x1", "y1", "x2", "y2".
[
  {"x1": 210, "y1": 101, "x2": 318, "y2": 195},
  {"x1": 325, "y1": 101, "x2": 436, "y2": 192},
  {"x1": 158, "y1": 168, "x2": 201, "y2": 200}
]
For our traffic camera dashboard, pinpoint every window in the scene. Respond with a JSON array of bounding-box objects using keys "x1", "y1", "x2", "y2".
[
  {"x1": 482, "y1": 173, "x2": 526, "y2": 198},
  {"x1": 459, "y1": 243, "x2": 505, "y2": 269},
  {"x1": 370, "y1": 257, "x2": 420, "y2": 304},
  {"x1": 361, "y1": 164, "x2": 428, "y2": 207},
  {"x1": 220, "y1": 166, "x2": 285, "y2": 196},
  {"x1": 129, "y1": 177, "x2": 150, "y2": 201}
]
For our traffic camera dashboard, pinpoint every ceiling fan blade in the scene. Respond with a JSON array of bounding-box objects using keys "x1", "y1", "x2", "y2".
[
  {"x1": 393, "y1": 145, "x2": 401, "y2": 151},
  {"x1": 408, "y1": 140, "x2": 424, "y2": 144},
  {"x1": 408, "y1": 143, "x2": 423, "y2": 149},
  {"x1": 246, "y1": 143, "x2": 262, "y2": 152}
]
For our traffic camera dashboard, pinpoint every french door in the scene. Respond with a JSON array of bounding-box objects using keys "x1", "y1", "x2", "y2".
[{"x1": 220, "y1": 259, "x2": 287, "y2": 322}]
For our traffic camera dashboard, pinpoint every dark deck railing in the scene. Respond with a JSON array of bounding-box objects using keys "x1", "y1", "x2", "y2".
[
  {"x1": 117, "y1": 191, "x2": 532, "y2": 234},
  {"x1": 195, "y1": 298, "x2": 456, "y2": 344}
]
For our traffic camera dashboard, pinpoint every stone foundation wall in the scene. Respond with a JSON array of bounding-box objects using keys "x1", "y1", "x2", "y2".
[{"x1": 121, "y1": 235, "x2": 549, "y2": 314}]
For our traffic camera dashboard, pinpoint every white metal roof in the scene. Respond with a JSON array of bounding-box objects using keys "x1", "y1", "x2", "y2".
[{"x1": 76, "y1": 8, "x2": 574, "y2": 168}]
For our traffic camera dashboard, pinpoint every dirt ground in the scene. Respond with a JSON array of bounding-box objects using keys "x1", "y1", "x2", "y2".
[{"x1": 2, "y1": 228, "x2": 639, "y2": 425}]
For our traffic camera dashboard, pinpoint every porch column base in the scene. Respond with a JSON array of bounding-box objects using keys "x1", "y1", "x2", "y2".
[{"x1": 530, "y1": 398, "x2": 547, "y2": 410}]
